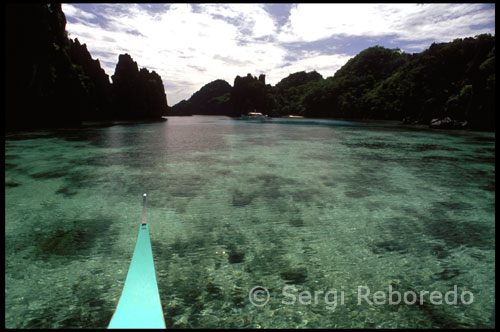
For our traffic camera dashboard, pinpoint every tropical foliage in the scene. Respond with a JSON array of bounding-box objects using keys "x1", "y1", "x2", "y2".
[
  {"x1": 6, "y1": 4, "x2": 494, "y2": 131},
  {"x1": 171, "y1": 35, "x2": 495, "y2": 131}
]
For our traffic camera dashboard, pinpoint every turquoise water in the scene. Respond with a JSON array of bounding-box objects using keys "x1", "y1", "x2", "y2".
[{"x1": 5, "y1": 116, "x2": 495, "y2": 328}]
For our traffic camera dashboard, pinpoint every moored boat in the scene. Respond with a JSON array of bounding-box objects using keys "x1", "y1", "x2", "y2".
[{"x1": 241, "y1": 112, "x2": 270, "y2": 121}]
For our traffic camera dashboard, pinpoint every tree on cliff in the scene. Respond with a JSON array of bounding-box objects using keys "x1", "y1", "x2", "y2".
[
  {"x1": 270, "y1": 71, "x2": 324, "y2": 117},
  {"x1": 363, "y1": 35, "x2": 495, "y2": 129},
  {"x1": 301, "y1": 46, "x2": 410, "y2": 119}
]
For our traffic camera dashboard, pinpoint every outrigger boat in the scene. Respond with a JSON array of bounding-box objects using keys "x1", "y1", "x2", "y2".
[
  {"x1": 108, "y1": 193, "x2": 166, "y2": 329},
  {"x1": 241, "y1": 111, "x2": 270, "y2": 121}
]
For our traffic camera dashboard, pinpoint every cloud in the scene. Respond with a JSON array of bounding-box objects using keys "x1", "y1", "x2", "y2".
[
  {"x1": 268, "y1": 52, "x2": 353, "y2": 86},
  {"x1": 62, "y1": 4, "x2": 96, "y2": 21},
  {"x1": 62, "y1": 3, "x2": 495, "y2": 106},
  {"x1": 199, "y1": 4, "x2": 277, "y2": 39},
  {"x1": 62, "y1": 3, "x2": 289, "y2": 104},
  {"x1": 278, "y1": 3, "x2": 495, "y2": 43}
]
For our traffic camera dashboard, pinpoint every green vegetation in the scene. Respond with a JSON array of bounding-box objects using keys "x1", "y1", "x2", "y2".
[
  {"x1": 5, "y1": 4, "x2": 494, "y2": 131},
  {"x1": 229, "y1": 74, "x2": 270, "y2": 116},
  {"x1": 269, "y1": 71, "x2": 324, "y2": 117},
  {"x1": 300, "y1": 36, "x2": 495, "y2": 130},
  {"x1": 302, "y1": 46, "x2": 411, "y2": 119},
  {"x1": 171, "y1": 35, "x2": 495, "y2": 131},
  {"x1": 169, "y1": 79, "x2": 232, "y2": 116}
]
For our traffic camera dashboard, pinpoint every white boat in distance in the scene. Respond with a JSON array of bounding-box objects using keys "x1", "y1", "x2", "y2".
[{"x1": 241, "y1": 112, "x2": 270, "y2": 120}]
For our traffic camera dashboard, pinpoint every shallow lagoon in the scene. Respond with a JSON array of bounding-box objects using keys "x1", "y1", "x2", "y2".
[{"x1": 5, "y1": 116, "x2": 495, "y2": 328}]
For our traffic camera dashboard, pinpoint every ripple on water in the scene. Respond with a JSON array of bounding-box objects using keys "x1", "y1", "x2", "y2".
[{"x1": 5, "y1": 118, "x2": 495, "y2": 328}]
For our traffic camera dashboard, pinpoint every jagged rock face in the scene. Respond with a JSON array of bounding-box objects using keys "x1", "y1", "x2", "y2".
[
  {"x1": 112, "y1": 54, "x2": 139, "y2": 86},
  {"x1": 69, "y1": 38, "x2": 113, "y2": 120},
  {"x1": 145, "y1": 70, "x2": 169, "y2": 117},
  {"x1": 5, "y1": 4, "x2": 86, "y2": 129},
  {"x1": 5, "y1": 4, "x2": 494, "y2": 131},
  {"x1": 70, "y1": 39, "x2": 110, "y2": 89},
  {"x1": 111, "y1": 54, "x2": 168, "y2": 119},
  {"x1": 230, "y1": 74, "x2": 268, "y2": 116},
  {"x1": 111, "y1": 54, "x2": 140, "y2": 119},
  {"x1": 5, "y1": 4, "x2": 168, "y2": 129}
]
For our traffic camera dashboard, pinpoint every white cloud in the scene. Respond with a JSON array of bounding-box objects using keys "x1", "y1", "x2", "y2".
[
  {"x1": 267, "y1": 52, "x2": 353, "y2": 86},
  {"x1": 277, "y1": 3, "x2": 495, "y2": 43},
  {"x1": 278, "y1": 4, "x2": 394, "y2": 42},
  {"x1": 200, "y1": 4, "x2": 277, "y2": 39},
  {"x1": 62, "y1": 3, "x2": 495, "y2": 106},
  {"x1": 62, "y1": 4, "x2": 96, "y2": 21},
  {"x1": 63, "y1": 3, "x2": 288, "y2": 105},
  {"x1": 387, "y1": 3, "x2": 495, "y2": 42}
]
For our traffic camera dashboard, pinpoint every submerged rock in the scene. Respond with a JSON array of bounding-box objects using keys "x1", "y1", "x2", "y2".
[
  {"x1": 431, "y1": 268, "x2": 460, "y2": 281},
  {"x1": 403, "y1": 116, "x2": 425, "y2": 125},
  {"x1": 228, "y1": 251, "x2": 245, "y2": 264},
  {"x1": 280, "y1": 267, "x2": 308, "y2": 284},
  {"x1": 226, "y1": 242, "x2": 246, "y2": 264},
  {"x1": 231, "y1": 189, "x2": 253, "y2": 207},
  {"x1": 429, "y1": 117, "x2": 469, "y2": 129}
]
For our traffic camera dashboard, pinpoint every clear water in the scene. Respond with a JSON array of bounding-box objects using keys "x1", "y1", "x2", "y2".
[{"x1": 5, "y1": 116, "x2": 495, "y2": 328}]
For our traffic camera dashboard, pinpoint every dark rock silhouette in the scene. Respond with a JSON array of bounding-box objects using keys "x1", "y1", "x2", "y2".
[
  {"x1": 229, "y1": 74, "x2": 270, "y2": 117},
  {"x1": 69, "y1": 38, "x2": 113, "y2": 120},
  {"x1": 5, "y1": 4, "x2": 494, "y2": 132},
  {"x1": 169, "y1": 79, "x2": 231, "y2": 116},
  {"x1": 168, "y1": 100, "x2": 192, "y2": 116},
  {"x1": 170, "y1": 35, "x2": 494, "y2": 131},
  {"x1": 298, "y1": 37, "x2": 495, "y2": 130},
  {"x1": 111, "y1": 54, "x2": 140, "y2": 120},
  {"x1": 111, "y1": 54, "x2": 168, "y2": 120},
  {"x1": 5, "y1": 4, "x2": 168, "y2": 130},
  {"x1": 269, "y1": 71, "x2": 324, "y2": 116},
  {"x1": 6, "y1": 3, "x2": 86, "y2": 129}
]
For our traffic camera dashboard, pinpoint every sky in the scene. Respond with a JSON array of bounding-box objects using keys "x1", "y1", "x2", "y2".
[{"x1": 62, "y1": 3, "x2": 495, "y2": 106}]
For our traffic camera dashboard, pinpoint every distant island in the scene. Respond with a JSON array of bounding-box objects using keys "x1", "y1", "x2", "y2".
[
  {"x1": 5, "y1": 4, "x2": 495, "y2": 131},
  {"x1": 170, "y1": 37, "x2": 495, "y2": 131}
]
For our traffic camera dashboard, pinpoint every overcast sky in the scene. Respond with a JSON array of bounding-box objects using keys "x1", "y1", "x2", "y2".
[{"x1": 62, "y1": 3, "x2": 495, "y2": 106}]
